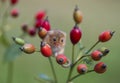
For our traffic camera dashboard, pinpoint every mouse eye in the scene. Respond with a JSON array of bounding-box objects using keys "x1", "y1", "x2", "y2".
[
  {"x1": 61, "y1": 39, "x2": 64, "y2": 42},
  {"x1": 53, "y1": 38, "x2": 56, "y2": 42}
]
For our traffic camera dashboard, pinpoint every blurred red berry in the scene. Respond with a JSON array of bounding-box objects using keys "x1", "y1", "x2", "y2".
[
  {"x1": 77, "y1": 64, "x2": 88, "y2": 74},
  {"x1": 56, "y1": 54, "x2": 67, "y2": 65},
  {"x1": 21, "y1": 23, "x2": 28, "y2": 32},
  {"x1": 10, "y1": 0, "x2": 18, "y2": 5},
  {"x1": 94, "y1": 62, "x2": 107, "y2": 74},
  {"x1": 28, "y1": 28, "x2": 36, "y2": 36},
  {"x1": 11, "y1": 9, "x2": 19, "y2": 18},
  {"x1": 91, "y1": 50, "x2": 103, "y2": 61},
  {"x1": 35, "y1": 20, "x2": 43, "y2": 28},
  {"x1": 70, "y1": 25, "x2": 82, "y2": 45},
  {"x1": 35, "y1": 10, "x2": 46, "y2": 20},
  {"x1": 99, "y1": 30, "x2": 115, "y2": 42},
  {"x1": 40, "y1": 42, "x2": 52, "y2": 57},
  {"x1": 41, "y1": 17, "x2": 51, "y2": 31}
]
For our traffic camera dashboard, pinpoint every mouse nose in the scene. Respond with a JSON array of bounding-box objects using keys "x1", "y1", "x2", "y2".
[{"x1": 54, "y1": 42, "x2": 59, "y2": 46}]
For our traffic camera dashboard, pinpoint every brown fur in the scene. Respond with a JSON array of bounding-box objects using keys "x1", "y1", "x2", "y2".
[{"x1": 43, "y1": 30, "x2": 66, "y2": 56}]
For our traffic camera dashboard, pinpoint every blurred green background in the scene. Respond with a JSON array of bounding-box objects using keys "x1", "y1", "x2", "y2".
[{"x1": 0, "y1": 0, "x2": 120, "y2": 83}]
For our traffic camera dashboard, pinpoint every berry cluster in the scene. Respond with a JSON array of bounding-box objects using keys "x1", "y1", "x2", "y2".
[
  {"x1": 10, "y1": 3, "x2": 115, "y2": 83},
  {"x1": 0, "y1": 0, "x2": 115, "y2": 83}
]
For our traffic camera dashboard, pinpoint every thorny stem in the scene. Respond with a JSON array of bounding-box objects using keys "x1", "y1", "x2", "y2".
[
  {"x1": 48, "y1": 57, "x2": 58, "y2": 83},
  {"x1": 68, "y1": 70, "x2": 94, "y2": 82},
  {"x1": 7, "y1": 62, "x2": 14, "y2": 83},
  {"x1": 85, "y1": 40, "x2": 100, "y2": 54}
]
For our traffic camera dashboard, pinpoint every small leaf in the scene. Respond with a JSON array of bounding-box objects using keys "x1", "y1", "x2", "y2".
[
  {"x1": 3, "y1": 43, "x2": 22, "y2": 62},
  {"x1": 78, "y1": 42, "x2": 85, "y2": 50},
  {"x1": 82, "y1": 57, "x2": 94, "y2": 66}
]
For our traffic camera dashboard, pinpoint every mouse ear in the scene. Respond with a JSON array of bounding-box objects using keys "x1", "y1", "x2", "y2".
[
  {"x1": 48, "y1": 30, "x2": 54, "y2": 35},
  {"x1": 60, "y1": 31, "x2": 66, "y2": 37}
]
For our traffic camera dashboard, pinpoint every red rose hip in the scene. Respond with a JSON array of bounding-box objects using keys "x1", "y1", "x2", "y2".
[
  {"x1": 77, "y1": 64, "x2": 88, "y2": 74},
  {"x1": 70, "y1": 25, "x2": 82, "y2": 45},
  {"x1": 40, "y1": 42, "x2": 52, "y2": 57},
  {"x1": 56, "y1": 54, "x2": 67, "y2": 65},
  {"x1": 94, "y1": 62, "x2": 107, "y2": 74},
  {"x1": 41, "y1": 17, "x2": 51, "y2": 31},
  {"x1": 99, "y1": 30, "x2": 115, "y2": 42},
  {"x1": 91, "y1": 50, "x2": 103, "y2": 61},
  {"x1": 11, "y1": 9, "x2": 19, "y2": 18},
  {"x1": 10, "y1": 0, "x2": 18, "y2": 5},
  {"x1": 35, "y1": 20, "x2": 43, "y2": 28},
  {"x1": 28, "y1": 28, "x2": 36, "y2": 36},
  {"x1": 35, "y1": 10, "x2": 46, "y2": 20}
]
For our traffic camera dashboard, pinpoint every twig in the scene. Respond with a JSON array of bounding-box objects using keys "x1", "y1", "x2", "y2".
[
  {"x1": 66, "y1": 45, "x2": 75, "y2": 83},
  {"x1": 7, "y1": 62, "x2": 14, "y2": 83},
  {"x1": 48, "y1": 57, "x2": 58, "y2": 83},
  {"x1": 68, "y1": 70, "x2": 94, "y2": 82},
  {"x1": 85, "y1": 40, "x2": 100, "y2": 54}
]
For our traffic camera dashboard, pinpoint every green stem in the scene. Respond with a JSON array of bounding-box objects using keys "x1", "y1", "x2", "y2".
[
  {"x1": 0, "y1": 6, "x2": 11, "y2": 47},
  {"x1": 68, "y1": 70, "x2": 94, "y2": 82},
  {"x1": 48, "y1": 57, "x2": 58, "y2": 83},
  {"x1": 7, "y1": 62, "x2": 14, "y2": 83},
  {"x1": 66, "y1": 66, "x2": 74, "y2": 83},
  {"x1": 66, "y1": 45, "x2": 75, "y2": 83},
  {"x1": 73, "y1": 55, "x2": 86, "y2": 67},
  {"x1": 85, "y1": 40, "x2": 100, "y2": 54},
  {"x1": 72, "y1": 45, "x2": 75, "y2": 63}
]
